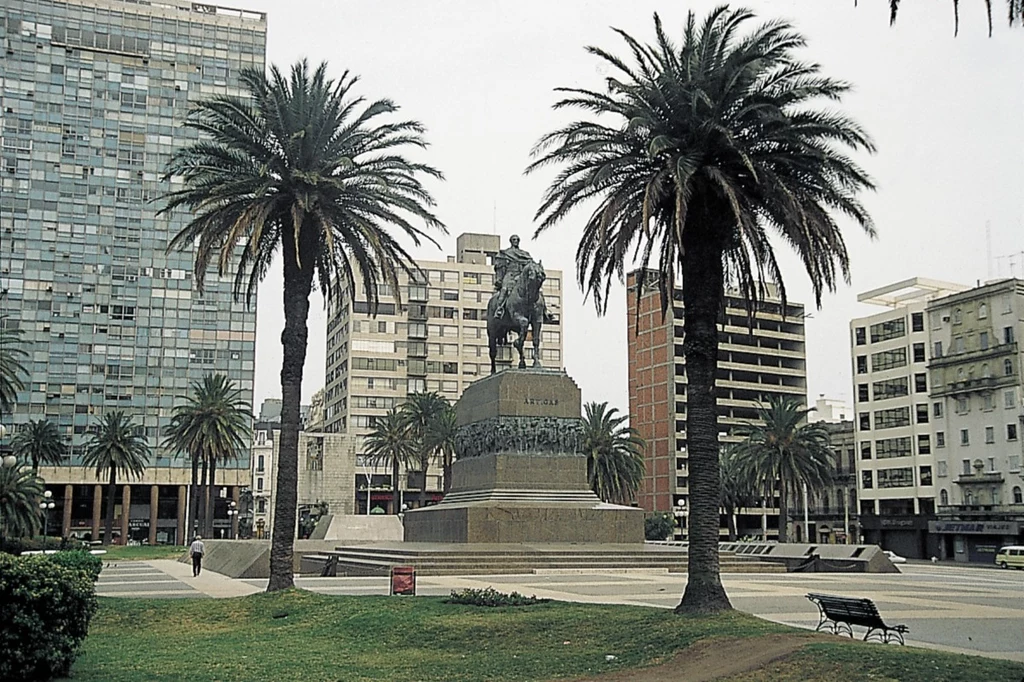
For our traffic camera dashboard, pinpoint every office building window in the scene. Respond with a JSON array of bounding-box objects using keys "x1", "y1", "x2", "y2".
[
  {"x1": 914, "y1": 373, "x2": 927, "y2": 393},
  {"x1": 860, "y1": 442, "x2": 872, "y2": 460},
  {"x1": 859, "y1": 413, "x2": 870, "y2": 430},
  {"x1": 911, "y1": 312, "x2": 924, "y2": 332},
  {"x1": 1005, "y1": 389, "x2": 1017, "y2": 409},
  {"x1": 980, "y1": 331, "x2": 989, "y2": 350},
  {"x1": 937, "y1": 461, "x2": 947, "y2": 478},
  {"x1": 858, "y1": 384, "x2": 869, "y2": 402},
  {"x1": 960, "y1": 429, "x2": 970, "y2": 445},
  {"x1": 855, "y1": 327, "x2": 866, "y2": 345},
  {"x1": 877, "y1": 467, "x2": 914, "y2": 489},
  {"x1": 1005, "y1": 359, "x2": 1014, "y2": 376},
  {"x1": 1005, "y1": 326, "x2": 1015, "y2": 344},
  {"x1": 956, "y1": 396, "x2": 970, "y2": 414},
  {"x1": 915, "y1": 404, "x2": 929, "y2": 424},
  {"x1": 1009, "y1": 456, "x2": 1021, "y2": 473},
  {"x1": 985, "y1": 426, "x2": 995, "y2": 444},
  {"x1": 934, "y1": 340, "x2": 943, "y2": 357},
  {"x1": 933, "y1": 402, "x2": 943, "y2": 418},
  {"x1": 873, "y1": 407, "x2": 910, "y2": 429},
  {"x1": 871, "y1": 348, "x2": 907, "y2": 372},
  {"x1": 873, "y1": 378, "x2": 908, "y2": 400},
  {"x1": 978, "y1": 303, "x2": 988, "y2": 319},
  {"x1": 917, "y1": 435, "x2": 931, "y2": 455},
  {"x1": 919, "y1": 466, "x2": 932, "y2": 486},
  {"x1": 870, "y1": 318, "x2": 906, "y2": 343},
  {"x1": 912, "y1": 343, "x2": 926, "y2": 363},
  {"x1": 861, "y1": 470, "x2": 873, "y2": 489},
  {"x1": 856, "y1": 356, "x2": 868, "y2": 374},
  {"x1": 1008, "y1": 424, "x2": 1018, "y2": 441},
  {"x1": 875, "y1": 437, "x2": 911, "y2": 459}
]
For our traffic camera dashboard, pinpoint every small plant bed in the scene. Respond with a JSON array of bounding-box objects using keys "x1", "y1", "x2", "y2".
[
  {"x1": 94, "y1": 545, "x2": 187, "y2": 562},
  {"x1": 68, "y1": 591, "x2": 1024, "y2": 682},
  {"x1": 445, "y1": 587, "x2": 549, "y2": 607}
]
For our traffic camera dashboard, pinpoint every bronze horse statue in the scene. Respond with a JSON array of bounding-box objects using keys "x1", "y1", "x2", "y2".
[{"x1": 486, "y1": 260, "x2": 546, "y2": 373}]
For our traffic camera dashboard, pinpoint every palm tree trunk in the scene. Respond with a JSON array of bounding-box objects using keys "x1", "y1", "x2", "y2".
[
  {"x1": 206, "y1": 455, "x2": 217, "y2": 538},
  {"x1": 187, "y1": 453, "x2": 199, "y2": 543},
  {"x1": 268, "y1": 241, "x2": 314, "y2": 592},
  {"x1": 198, "y1": 457, "x2": 208, "y2": 539},
  {"x1": 419, "y1": 458, "x2": 429, "y2": 508},
  {"x1": 104, "y1": 468, "x2": 117, "y2": 545},
  {"x1": 392, "y1": 458, "x2": 401, "y2": 514},
  {"x1": 675, "y1": 221, "x2": 732, "y2": 614},
  {"x1": 778, "y1": 476, "x2": 789, "y2": 543}
]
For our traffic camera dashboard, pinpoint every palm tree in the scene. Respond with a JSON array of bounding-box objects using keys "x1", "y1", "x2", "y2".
[
  {"x1": 0, "y1": 465, "x2": 44, "y2": 539},
  {"x1": 720, "y1": 444, "x2": 755, "y2": 541},
  {"x1": 528, "y1": 8, "x2": 874, "y2": 613},
  {"x1": 428, "y1": 405, "x2": 459, "y2": 493},
  {"x1": 11, "y1": 419, "x2": 66, "y2": 475},
  {"x1": 732, "y1": 396, "x2": 835, "y2": 543},
  {"x1": 402, "y1": 392, "x2": 450, "y2": 506},
  {"x1": 580, "y1": 402, "x2": 646, "y2": 505},
  {"x1": 82, "y1": 411, "x2": 150, "y2": 545},
  {"x1": 0, "y1": 325, "x2": 28, "y2": 413},
  {"x1": 883, "y1": 0, "x2": 1023, "y2": 36},
  {"x1": 160, "y1": 60, "x2": 444, "y2": 591},
  {"x1": 363, "y1": 409, "x2": 418, "y2": 515},
  {"x1": 163, "y1": 374, "x2": 252, "y2": 540}
]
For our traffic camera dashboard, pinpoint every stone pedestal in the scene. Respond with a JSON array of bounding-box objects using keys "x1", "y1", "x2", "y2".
[{"x1": 404, "y1": 369, "x2": 644, "y2": 543}]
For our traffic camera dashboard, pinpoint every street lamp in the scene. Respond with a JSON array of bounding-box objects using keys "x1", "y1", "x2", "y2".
[
  {"x1": 226, "y1": 500, "x2": 238, "y2": 539},
  {"x1": 39, "y1": 490, "x2": 55, "y2": 538}
]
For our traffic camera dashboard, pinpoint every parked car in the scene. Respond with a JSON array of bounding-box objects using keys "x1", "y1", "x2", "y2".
[
  {"x1": 884, "y1": 550, "x2": 907, "y2": 564},
  {"x1": 995, "y1": 546, "x2": 1024, "y2": 569}
]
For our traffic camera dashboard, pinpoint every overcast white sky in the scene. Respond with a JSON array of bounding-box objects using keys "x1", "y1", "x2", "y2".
[{"x1": 241, "y1": 0, "x2": 1024, "y2": 413}]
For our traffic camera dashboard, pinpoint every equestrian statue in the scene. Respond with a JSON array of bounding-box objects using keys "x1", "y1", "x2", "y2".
[{"x1": 486, "y1": 235, "x2": 547, "y2": 374}]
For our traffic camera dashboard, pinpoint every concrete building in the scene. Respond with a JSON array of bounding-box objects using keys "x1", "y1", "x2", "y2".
[
  {"x1": 324, "y1": 233, "x2": 563, "y2": 512},
  {"x1": 925, "y1": 279, "x2": 1024, "y2": 562},
  {"x1": 626, "y1": 269, "x2": 807, "y2": 540},
  {"x1": 813, "y1": 395, "x2": 853, "y2": 424},
  {"x1": 850, "y1": 278, "x2": 968, "y2": 558},
  {"x1": 249, "y1": 420, "x2": 358, "y2": 540},
  {"x1": 0, "y1": 0, "x2": 266, "y2": 543}
]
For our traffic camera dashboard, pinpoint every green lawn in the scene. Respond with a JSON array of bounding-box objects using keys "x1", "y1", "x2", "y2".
[
  {"x1": 95, "y1": 545, "x2": 186, "y2": 561},
  {"x1": 70, "y1": 591, "x2": 1024, "y2": 682}
]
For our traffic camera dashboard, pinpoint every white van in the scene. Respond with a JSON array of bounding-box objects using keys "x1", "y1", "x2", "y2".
[{"x1": 994, "y1": 546, "x2": 1024, "y2": 569}]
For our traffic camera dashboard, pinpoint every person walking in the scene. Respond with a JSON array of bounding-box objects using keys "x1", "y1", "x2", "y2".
[{"x1": 189, "y1": 535, "x2": 205, "y2": 577}]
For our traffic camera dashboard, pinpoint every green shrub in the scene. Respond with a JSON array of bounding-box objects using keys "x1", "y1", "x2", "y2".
[
  {"x1": 0, "y1": 536, "x2": 68, "y2": 555},
  {"x1": 0, "y1": 553, "x2": 99, "y2": 681},
  {"x1": 644, "y1": 511, "x2": 676, "y2": 541},
  {"x1": 446, "y1": 587, "x2": 549, "y2": 607},
  {"x1": 48, "y1": 550, "x2": 103, "y2": 582}
]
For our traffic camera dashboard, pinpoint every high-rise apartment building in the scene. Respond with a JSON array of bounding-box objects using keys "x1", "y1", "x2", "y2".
[
  {"x1": 925, "y1": 278, "x2": 1024, "y2": 561},
  {"x1": 850, "y1": 278, "x2": 968, "y2": 557},
  {"x1": 0, "y1": 0, "x2": 266, "y2": 543},
  {"x1": 626, "y1": 269, "x2": 807, "y2": 540},
  {"x1": 323, "y1": 233, "x2": 563, "y2": 510}
]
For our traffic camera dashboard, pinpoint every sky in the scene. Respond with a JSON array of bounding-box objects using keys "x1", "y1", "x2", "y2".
[{"x1": 239, "y1": 0, "x2": 1024, "y2": 413}]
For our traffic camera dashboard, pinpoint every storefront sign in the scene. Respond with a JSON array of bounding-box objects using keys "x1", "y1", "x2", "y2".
[{"x1": 928, "y1": 521, "x2": 1020, "y2": 535}]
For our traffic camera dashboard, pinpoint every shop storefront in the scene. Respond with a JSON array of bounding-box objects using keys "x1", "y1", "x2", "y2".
[{"x1": 928, "y1": 520, "x2": 1022, "y2": 564}]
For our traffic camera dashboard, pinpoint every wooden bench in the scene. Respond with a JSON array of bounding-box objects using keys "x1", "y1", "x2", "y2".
[{"x1": 807, "y1": 593, "x2": 909, "y2": 645}]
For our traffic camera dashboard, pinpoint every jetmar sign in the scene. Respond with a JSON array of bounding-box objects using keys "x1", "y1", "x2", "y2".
[{"x1": 928, "y1": 521, "x2": 1020, "y2": 535}]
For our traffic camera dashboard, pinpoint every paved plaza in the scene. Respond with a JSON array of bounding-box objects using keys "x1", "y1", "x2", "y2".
[{"x1": 96, "y1": 560, "x2": 1024, "y2": 662}]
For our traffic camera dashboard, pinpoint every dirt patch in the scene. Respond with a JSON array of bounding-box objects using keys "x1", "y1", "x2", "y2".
[{"x1": 569, "y1": 634, "x2": 816, "y2": 682}]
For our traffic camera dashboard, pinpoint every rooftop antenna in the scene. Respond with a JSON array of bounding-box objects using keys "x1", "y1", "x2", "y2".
[{"x1": 986, "y1": 220, "x2": 992, "y2": 280}]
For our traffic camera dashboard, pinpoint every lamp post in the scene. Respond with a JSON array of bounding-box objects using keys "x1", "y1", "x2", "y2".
[
  {"x1": 226, "y1": 500, "x2": 238, "y2": 539},
  {"x1": 40, "y1": 490, "x2": 55, "y2": 538}
]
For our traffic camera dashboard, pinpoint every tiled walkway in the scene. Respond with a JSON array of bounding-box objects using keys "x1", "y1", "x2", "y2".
[{"x1": 96, "y1": 560, "x2": 1024, "y2": 662}]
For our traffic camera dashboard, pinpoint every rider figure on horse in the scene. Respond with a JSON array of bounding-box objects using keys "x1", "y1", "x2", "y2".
[{"x1": 492, "y1": 234, "x2": 534, "y2": 318}]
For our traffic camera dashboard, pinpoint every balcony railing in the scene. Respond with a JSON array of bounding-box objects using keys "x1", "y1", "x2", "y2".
[
  {"x1": 955, "y1": 472, "x2": 1005, "y2": 484},
  {"x1": 937, "y1": 504, "x2": 1024, "y2": 517}
]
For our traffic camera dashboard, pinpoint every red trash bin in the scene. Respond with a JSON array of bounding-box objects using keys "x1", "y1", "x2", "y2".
[{"x1": 390, "y1": 565, "x2": 416, "y2": 595}]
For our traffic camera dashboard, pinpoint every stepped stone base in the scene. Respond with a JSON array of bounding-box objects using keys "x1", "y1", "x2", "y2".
[{"x1": 404, "y1": 452, "x2": 644, "y2": 543}]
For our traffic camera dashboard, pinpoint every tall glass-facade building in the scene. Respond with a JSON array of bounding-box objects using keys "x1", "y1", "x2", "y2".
[{"x1": 0, "y1": 0, "x2": 266, "y2": 544}]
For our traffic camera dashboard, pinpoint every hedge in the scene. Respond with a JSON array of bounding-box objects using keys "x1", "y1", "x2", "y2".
[{"x1": 0, "y1": 553, "x2": 100, "y2": 681}]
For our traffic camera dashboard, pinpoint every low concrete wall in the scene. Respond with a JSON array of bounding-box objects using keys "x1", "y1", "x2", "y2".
[
  {"x1": 318, "y1": 514, "x2": 404, "y2": 542},
  {"x1": 177, "y1": 538, "x2": 344, "y2": 579}
]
